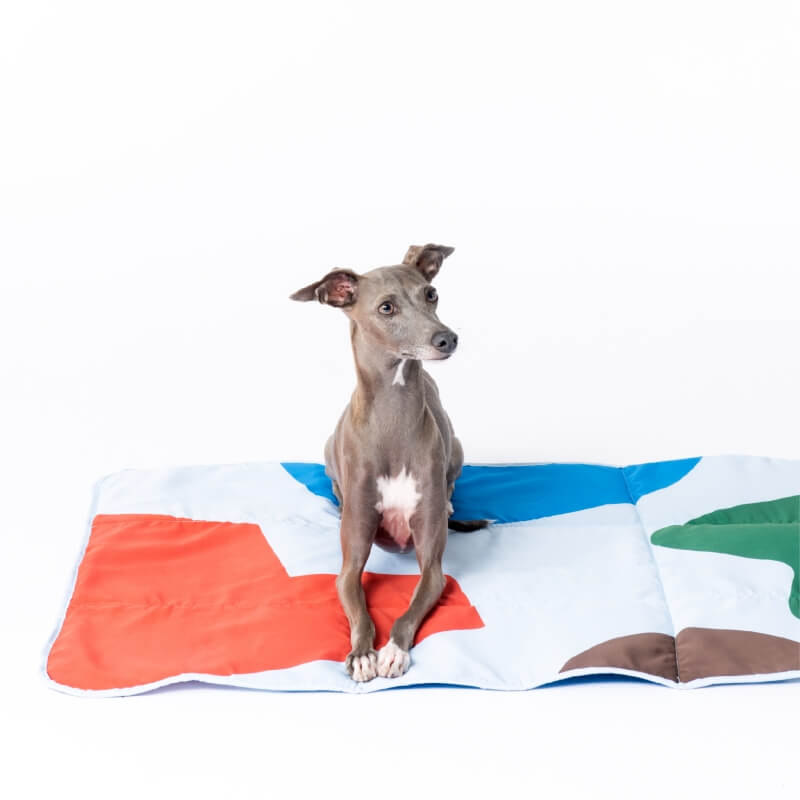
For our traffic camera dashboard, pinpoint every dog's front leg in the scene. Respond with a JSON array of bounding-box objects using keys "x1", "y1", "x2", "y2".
[
  {"x1": 377, "y1": 507, "x2": 447, "y2": 678},
  {"x1": 336, "y1": 501, "x2": 379, "y2": 682}
]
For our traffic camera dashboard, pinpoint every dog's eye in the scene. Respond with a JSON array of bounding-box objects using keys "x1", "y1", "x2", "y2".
[
  {"x1": 425, "y1": 287, "x2": 438, "y2": 303},
  {"x1": 378, "y1": 301, "x2": 395, "y2": 315}
]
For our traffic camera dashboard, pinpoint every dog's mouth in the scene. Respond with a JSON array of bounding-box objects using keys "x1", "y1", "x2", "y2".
[
  {"x1": 400, "y1": 353, "x2": 452, "y2": 362},
  {"x1": 399, "y1": 348, "x2": 453, "y2": 361}
]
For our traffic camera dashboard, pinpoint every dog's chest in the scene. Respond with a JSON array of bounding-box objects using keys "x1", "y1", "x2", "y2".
[{"x1": 374, "y1": 467, "x2": 421, "y2": 549}]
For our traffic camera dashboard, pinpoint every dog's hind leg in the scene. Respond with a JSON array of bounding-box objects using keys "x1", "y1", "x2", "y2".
[
  {"x1": 325, "y1": 433, "x2": 344, "y2": 510},
  {"x1": 331, "y1": 480, "x2": 343, "y2": 508}
]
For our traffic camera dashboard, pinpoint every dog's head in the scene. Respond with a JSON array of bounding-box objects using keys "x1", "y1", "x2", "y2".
[{"x1": 290, "y1": 243, "x2": 458, "y2": 360}]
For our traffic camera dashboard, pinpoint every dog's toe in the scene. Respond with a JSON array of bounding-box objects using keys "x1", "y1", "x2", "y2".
[
  {"x1": 377, "y1": 639, "x2": 410, "y2": 678},
  {"x1": 346, "y1": 649, "x2": 378, "y2": 682}
]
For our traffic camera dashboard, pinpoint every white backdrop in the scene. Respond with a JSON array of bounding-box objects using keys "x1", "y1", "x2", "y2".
[{"x1": 2, "y1": 2, "x2": 798, "y2": 798}]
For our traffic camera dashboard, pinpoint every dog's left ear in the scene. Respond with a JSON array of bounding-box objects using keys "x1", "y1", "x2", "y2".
[{"x1": 402, "y1": 243, "x2": 455, "y2": 280}]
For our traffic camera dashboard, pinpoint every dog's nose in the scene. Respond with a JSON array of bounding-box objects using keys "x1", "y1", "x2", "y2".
[{"x1": 432, "y1": 330, "x2": 458, "y2": 354}]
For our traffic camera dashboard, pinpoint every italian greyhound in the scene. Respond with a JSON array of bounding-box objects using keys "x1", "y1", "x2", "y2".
[{"x1": 290, "y1": 243, "x2": 486, "y2": 682}]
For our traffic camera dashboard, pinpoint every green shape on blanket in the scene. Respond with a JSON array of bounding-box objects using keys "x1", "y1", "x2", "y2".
[{"x1": 651, "y1": 495, "x2": 800, "y2": 620}]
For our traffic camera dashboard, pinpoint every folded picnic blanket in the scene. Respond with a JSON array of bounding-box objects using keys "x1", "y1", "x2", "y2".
[{"x1": 43, "y1": 455, "x2": 800, "y2": 695}]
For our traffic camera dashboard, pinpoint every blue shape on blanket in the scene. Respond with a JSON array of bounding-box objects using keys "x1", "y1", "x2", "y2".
[{"x1": 281, "y1": 457, "x2": 701, "y2": 524}]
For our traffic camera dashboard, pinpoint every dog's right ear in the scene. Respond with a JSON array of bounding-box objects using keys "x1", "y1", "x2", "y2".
[
  {"x1": 289, "y1": 270, "x2": 359, "y2": 307},
  {"x1": 402, "y1": 243, "x2": 455, "y2": 280}
]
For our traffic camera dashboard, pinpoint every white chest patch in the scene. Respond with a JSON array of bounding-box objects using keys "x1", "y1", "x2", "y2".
[
  {"x1": 375, "y1": 467, "x2": 420, "y2": 514},
  {"x1": 392, "y1": 359, "x2": 407, "y2": 386}
]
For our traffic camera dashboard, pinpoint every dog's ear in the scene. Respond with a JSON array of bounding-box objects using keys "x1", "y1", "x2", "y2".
[
  {"x1": 289, "y1": 269, "x2": 359, "y2": 307},
  {"x1": 402, "y1": 243, "x2": 455, "y2": 280}
]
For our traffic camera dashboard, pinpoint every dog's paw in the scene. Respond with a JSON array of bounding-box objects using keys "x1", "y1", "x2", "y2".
[
  {"x1": 345, "y1": 649, "x2": 378, "y2": 682},
  {"x1": 377, "y1": 639, "x2": 410, "y2": 678}
]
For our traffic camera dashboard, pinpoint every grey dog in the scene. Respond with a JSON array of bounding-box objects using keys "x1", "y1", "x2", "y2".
[{"x1": 290, "y1": 243, "x2": 486, "y2": 681}]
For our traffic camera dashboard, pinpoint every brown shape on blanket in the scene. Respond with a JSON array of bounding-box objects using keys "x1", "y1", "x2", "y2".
[
  {"x1": 675, "y1": 627, "x2": 800, "y2": 683},
  {"x1": 559, "y1": 632, "x2": 678, "y2": 682}
]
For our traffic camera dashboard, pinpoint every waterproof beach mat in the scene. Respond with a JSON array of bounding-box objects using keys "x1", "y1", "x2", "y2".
[{"x1": 43, "y1": 456, "x2": 800, "y2": 696}]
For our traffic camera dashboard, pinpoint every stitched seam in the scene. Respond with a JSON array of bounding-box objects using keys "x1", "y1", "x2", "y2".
[{"x1": 620, "y1": 468, "x2": 681, "y2": 683}]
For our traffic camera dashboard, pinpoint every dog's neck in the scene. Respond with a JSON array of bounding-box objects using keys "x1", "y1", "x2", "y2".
[{"x1": 348, "y1": 322, "x2": 424, "y2": 421}]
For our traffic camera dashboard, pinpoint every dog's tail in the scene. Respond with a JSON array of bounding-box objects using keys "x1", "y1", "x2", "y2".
[{"x1": 447, "y1": 518, "x2": 492, "y2": 533}]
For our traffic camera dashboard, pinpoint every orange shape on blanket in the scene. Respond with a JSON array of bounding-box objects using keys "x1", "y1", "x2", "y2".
[{"x1": 47, "y1": 514, "x2": 484, "y2": 691}]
